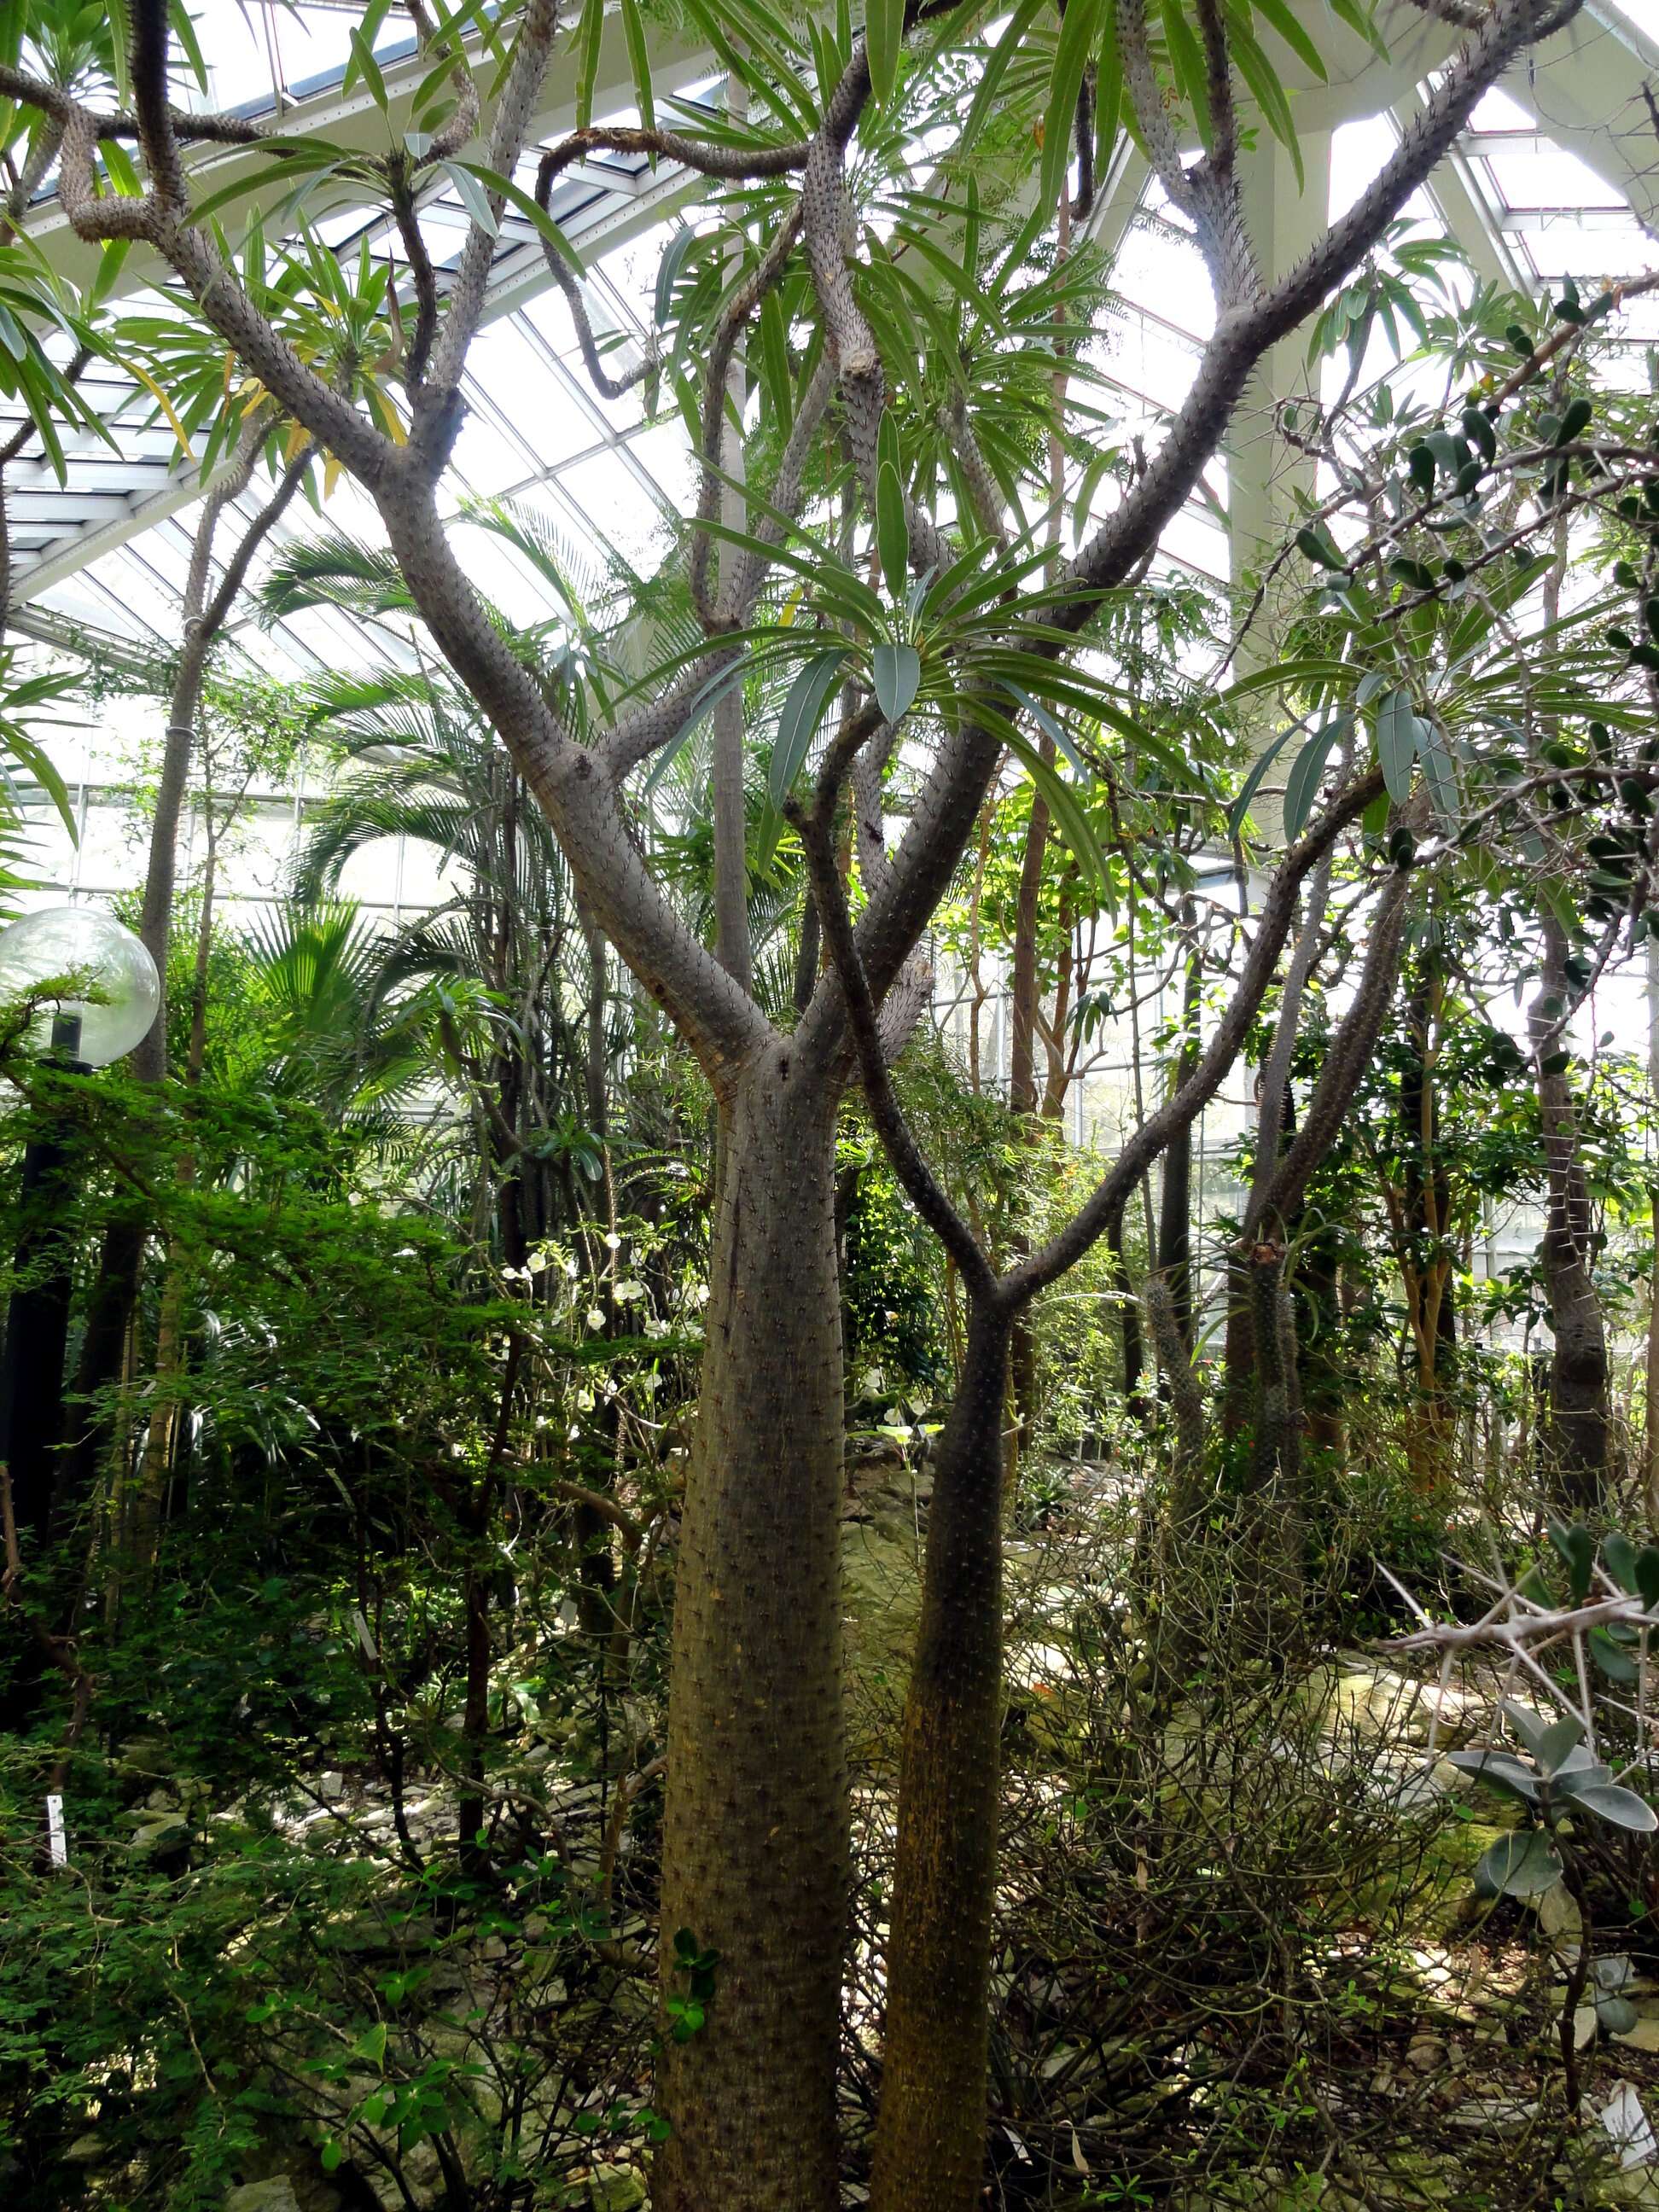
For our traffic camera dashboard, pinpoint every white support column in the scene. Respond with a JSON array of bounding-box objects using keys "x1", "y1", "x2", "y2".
[{"x1": 1226, "y1": 128, "x2": 1334, "y2": 847}]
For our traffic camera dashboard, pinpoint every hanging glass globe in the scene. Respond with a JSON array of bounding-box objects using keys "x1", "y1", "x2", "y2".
[{"x1": 0, "y1": 905, "x2": 160, "y2": 1068}]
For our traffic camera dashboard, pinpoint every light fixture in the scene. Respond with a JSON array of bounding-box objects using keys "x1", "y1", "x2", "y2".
[{"x1": 0, "y1": 905, "x2": 160, "y2": 1068}]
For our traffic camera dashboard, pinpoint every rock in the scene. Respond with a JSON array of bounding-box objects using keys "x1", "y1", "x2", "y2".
[
  {"x1": 587, "y1": 2168, "x2": 647, "y2": 2210},
  {"x1": 224, "y1": 2181, "x2": 304, "y2": 2212},
  {"x1": 1613, "y1": 2012, "x2": 1659, "y2": 2055},
  {"x1": 1446, "y1": 2094, "x2": 1537, "y2": 2133},
  {"x1": 62, "y1": 2133, "x2": 108, "y2": 2164},
  {"x1": 318, "y1": 1771, "x2": 345, "y2": 1802},
  {"x1": 129, "y1": 1815, "x2": 190, "y2": 1857},
  {"x1": 1535, "y1": 1880, "x2": 1583, "y2": 1946},
  {"x1": 1574, "y1": 2004, "x2": 1598, "y2": 2051},
  {"x1": 1405, "y1": 2033, "x2": 1447, "y2": 2073}
]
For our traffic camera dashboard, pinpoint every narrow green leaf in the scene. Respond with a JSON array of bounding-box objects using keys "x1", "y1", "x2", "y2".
[
  {"x1": 574, "y1": 0, "x2": 604, "y2": 131},
  {"x1": 1004, "y1": 683, "x2": 1091, "y2": 781},
  {"x1": 620, "y1": 0, "x2": 655, "y2": 134},
  {"x1": 1375, "y1": 687, "x2": 1418, "y2": 804},
  {"x1": 654, "y1": 227, "x2": 699, "y2": 328},
  {"x1": 1250, "y1": 0, "x2": 1327, "y2": 82},
  {"x1": 771, "y1": 647, "x2": 849, "y2": 807},
  {"x1": 963, "y1": 0, "x2": 1048, "y2": 157},
  {"x1": 1043, "y1": 0, "x2": 1104, "y2": 215},
  {"x1": 1002, "y1": 719, "x2": 1108, "y2": 894},
  {"x1": 439, "y1": 159, "x2": 500, "y2": 239},
  {"x1": 876, "y1": 460, "x2": 909, "y2": 597},
  {"x1": 463, "y1": 164, "x2": 585, "y2": 271},
  {"x1": 1095, "y1": 0, "x2": 1122, "y2": 177},
  {"x1": 1161, "y1": 0, "x2": 1212, "y2": 149},
  {"x1": 877, "y1": 407, "x2": 902, "y2": 487},
  {"x1": 1283, "y1": 719, "x2": 1339, "y2": 838},
  {"x1": 349, "y1": 26, "x2": 390, "y2": 114},
  {"x1": 1418, "y1": 723, "x2": 1457, "y2": 825},
  {"x1": 1227, "y1": 723, "x2": 1297, "y2": 836},
  {"x1": 1226, "y1": 10, "x2": 1301, "y2": 181},
  {"x1": 867, "y1": 0, "x2": 905, "y2": 107}
]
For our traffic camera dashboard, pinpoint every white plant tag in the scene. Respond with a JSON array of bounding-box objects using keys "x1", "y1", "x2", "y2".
[
  {"x1": 1601, "y1": 2081, "x2": 1658, "y2": 2168},
  {"x1": 44, "y1": 1793, "x2": 67, "y2": 1867}
]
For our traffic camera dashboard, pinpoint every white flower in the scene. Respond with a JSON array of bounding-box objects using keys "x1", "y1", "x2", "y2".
[
  {"x1": 613, "y1": 1280, "x2": 645, "y2": 1304},
  {"x1": 527, "y1": 1249, "x2": 548, "y2": 1275},
  {"x1": 585, "y1": 1307, "x2": 606, "y2": 1331},
  {"x1": 603, "y1": 1231, "x2": 622, "y2": 1251},
  {"x1": 689, "y1": 1283, "x2": 709, "y2": 1308},
  {"x1": 563, "y1": 1256, "x2": 580, "y2": 1280},
  {"x1": 576, "y1": 1388, "x2": 594, "y2": 1411},
  {"x1": 644, "y1": 1316, "x2": 669, "y2": 1340}
]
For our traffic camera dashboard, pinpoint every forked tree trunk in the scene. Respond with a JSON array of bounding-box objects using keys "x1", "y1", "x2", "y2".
[
  {"x1": 870, "y1": 1300, "x2": 1010, "y2": 2212},
  {"x1": 655, "y1": 1051, "x2": 847, "y2": 2212}
]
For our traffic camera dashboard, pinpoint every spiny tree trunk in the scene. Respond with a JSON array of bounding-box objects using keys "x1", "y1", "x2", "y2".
[
  {"x1": 124, "y1": 830, "x2": 220, "y2": 1588},
  {"x1": 1157, "y1": 918, "x2": 1203, "y2": 1352},
  {"x1": 655, "y1": 1055, "x2": 847, "y2": 2212},
  {"x1": 1397, "y1": 962, "x2": 1458, "y2": 1487},
  {"x1": 1530, "y1": 917, "x2": 1611, "y2": 1509},
  {"x1": 1006, "y1": 768, "x2": 1050, "y2": 1454},
  {"x1": 870, "y1": 1300, "x2": 1010, "y2": 2212},
  {"x1": 710, "y1": 71, "x2": 754, "y2": 1002},
  {"x1": 1650, "y1": 936, "x2": 1659, "y2": 1533},
  {"x1": 1222, "y1": 860, "x2": 1412, "y2": 1497},
  {"x1": 1107, "y1": 1201, "x2": 1145, "y2": 1413}
]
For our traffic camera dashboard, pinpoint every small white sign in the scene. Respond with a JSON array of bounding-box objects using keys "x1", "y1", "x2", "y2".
[
  {"x1": 1601, "y1": 2081, "x2": 1658, "y2": 2168},
  {"x1": 44, "y1": 1793, "x2": 67, "y2": 1867}
]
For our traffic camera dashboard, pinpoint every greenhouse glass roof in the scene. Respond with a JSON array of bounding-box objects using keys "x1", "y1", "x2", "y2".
[{"x1": 5, "y1": 3, "x2": 1658, "y2": 682}]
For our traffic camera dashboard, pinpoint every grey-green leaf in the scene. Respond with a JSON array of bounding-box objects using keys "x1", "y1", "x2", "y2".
[
  {"x1": 1284, "y1": 720, "x2": 1341, "y2": 838},
  {"x1": 1418, "y1": 724, "x2": 1458, "y2": 825},
  {"x1": 1474, "y1": 1830, "x2": 1562, "y2": 1899},
  {"x1": 1534, "y1": 1714, "x2": 1586, "y2": 1777},
  {"x1": 872, "y1": 641, "x2": 921, "y2": 725},
  {"x1": 1566, "y1": 1783, "x2": 1657, "y2": 1833},
  {"x1": 1376, "y1": 686, "x2": 1419, "y2": 803},
  {"x1": 1447, "y1": 1749, "x2": 1540, "y2": 1805}
]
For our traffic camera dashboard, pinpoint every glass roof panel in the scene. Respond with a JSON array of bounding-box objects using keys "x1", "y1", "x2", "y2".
[{"x1": 8, "y1": 1, "x2": 1651, "y2": 838}]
